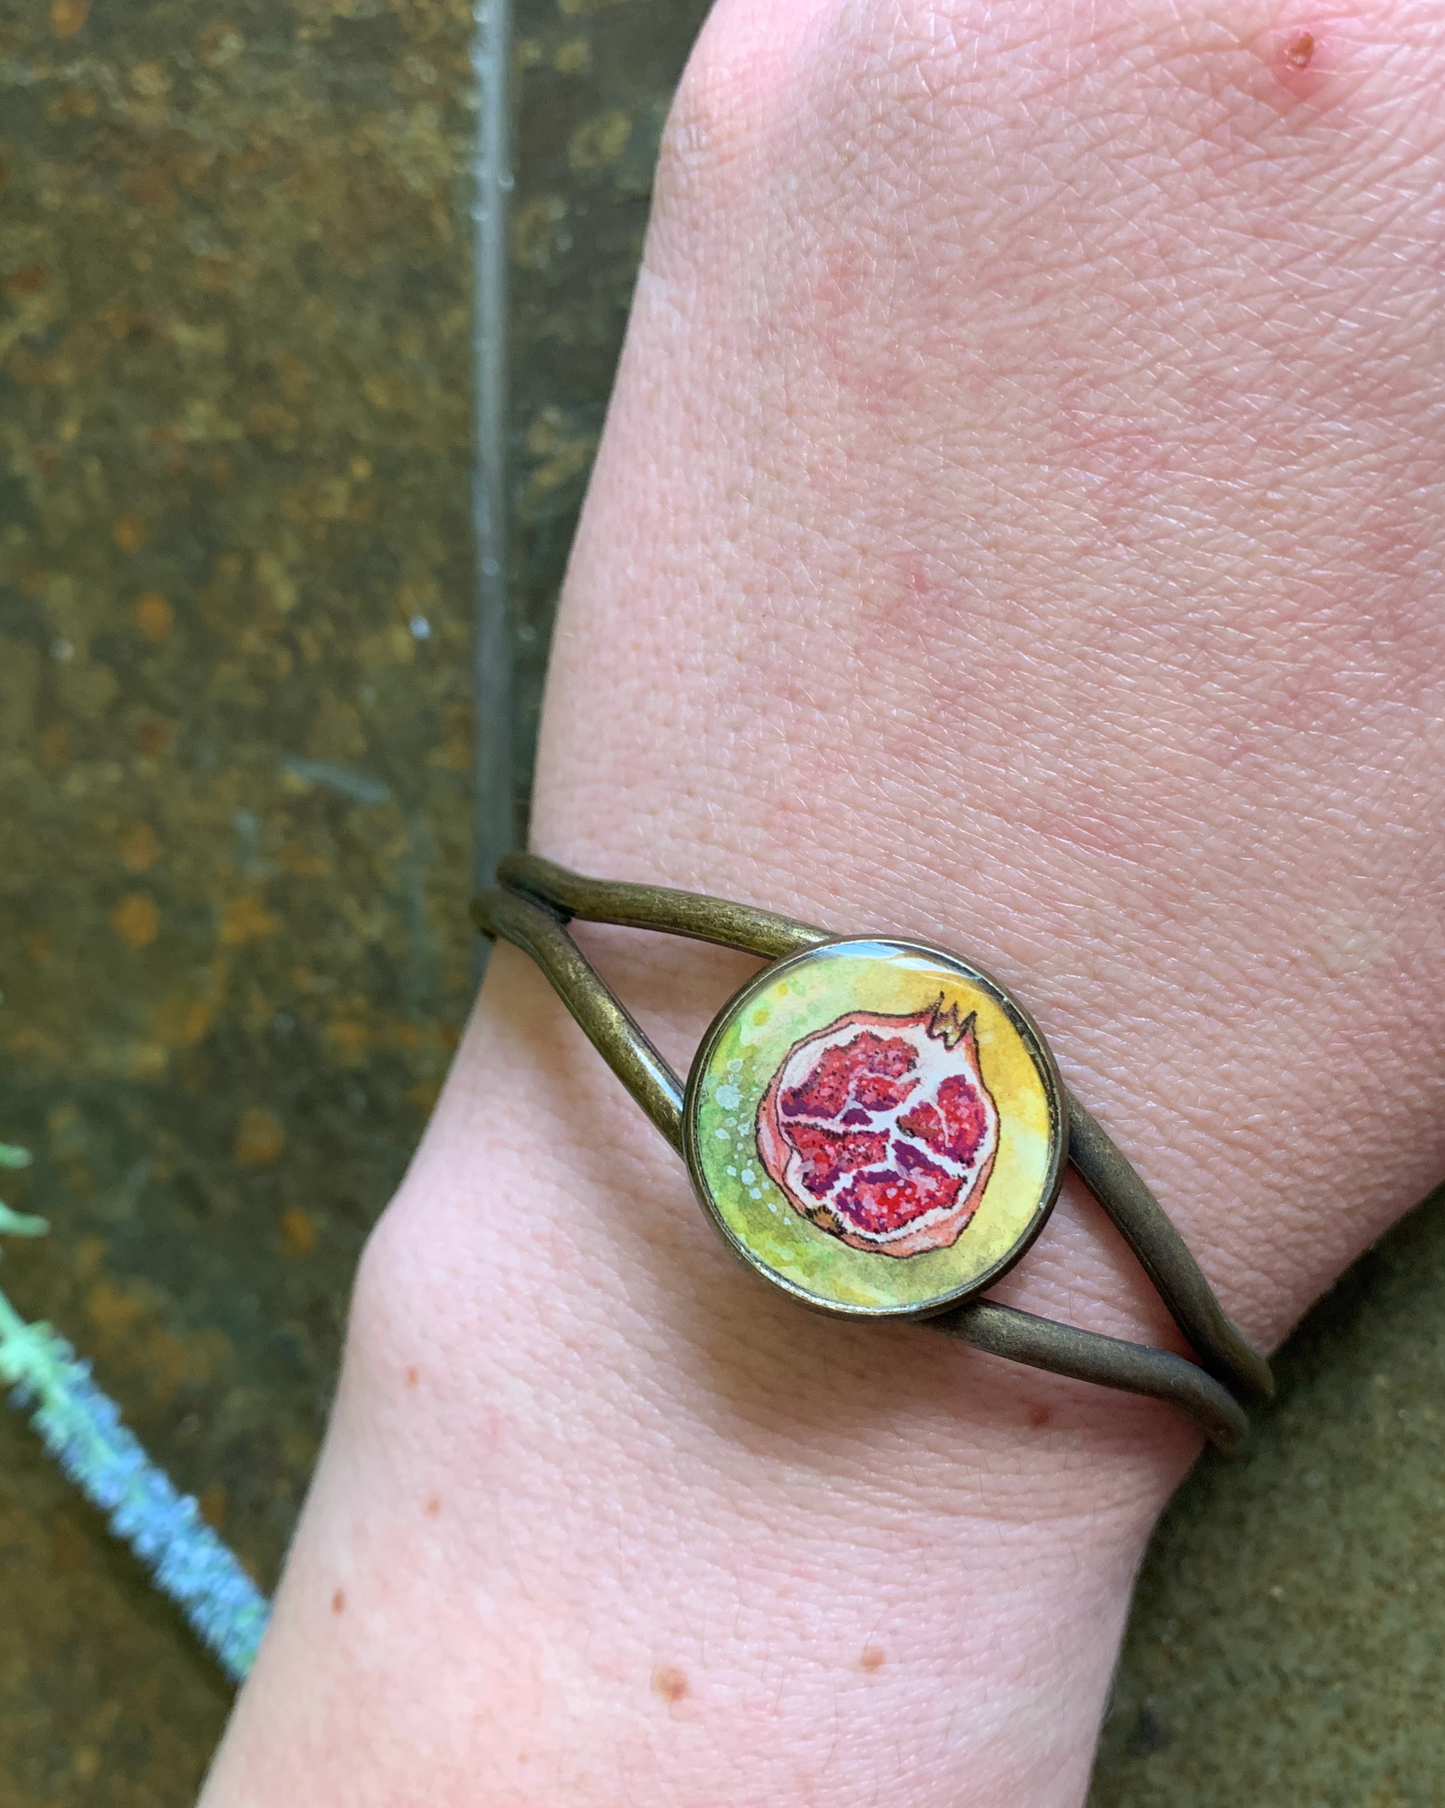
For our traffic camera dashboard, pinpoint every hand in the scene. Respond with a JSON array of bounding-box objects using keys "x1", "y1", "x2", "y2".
[{"x1": 202, "y1": 3, "x2": 1445, "y2": 1802}]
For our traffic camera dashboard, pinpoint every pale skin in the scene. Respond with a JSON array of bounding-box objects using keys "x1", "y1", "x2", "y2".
[{"x1": 201, "y1": 2, "x2": 1445, "y2": 1802}]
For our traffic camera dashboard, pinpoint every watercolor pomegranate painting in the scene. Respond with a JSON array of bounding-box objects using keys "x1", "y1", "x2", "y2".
[{"x1": 755, "y1": 997, "x2": 999, "y2": 1259}]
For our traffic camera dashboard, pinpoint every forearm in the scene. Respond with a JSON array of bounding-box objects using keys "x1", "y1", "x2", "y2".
[
  {"x1": 202, "y1": 1, "x2": 1445, "y2": 1801},
  {"x1": 208, "y1": 952, "x2": 1194, "y2": 1807}
]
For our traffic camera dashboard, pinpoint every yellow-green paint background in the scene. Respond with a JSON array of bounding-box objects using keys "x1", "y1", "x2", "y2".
[{"x1": 690, "y1": 942, "x2": 1061, "y2": 1314}]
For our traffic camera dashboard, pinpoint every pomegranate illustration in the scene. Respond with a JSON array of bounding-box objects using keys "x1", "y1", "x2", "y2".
[{"x1": 755, "y1": 997, "x2": 998, "y2": 1258}]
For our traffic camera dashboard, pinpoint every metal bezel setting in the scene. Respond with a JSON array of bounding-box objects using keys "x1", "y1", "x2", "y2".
[{"x1": 681, "y1": 936, "x2": 1069, "y2": 1322}]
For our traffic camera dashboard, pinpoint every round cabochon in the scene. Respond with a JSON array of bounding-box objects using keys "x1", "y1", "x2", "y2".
[{"x1": 683, "y1": 939, "x2": 1067, "y2": 1319}]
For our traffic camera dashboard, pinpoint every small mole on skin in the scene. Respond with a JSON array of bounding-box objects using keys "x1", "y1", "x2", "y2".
[
  {"x1": 405, "y1": 1366, "x2": 419, "y2": 1388},
  {"x1": 652, "y1": 1665, "x2": 689, "y2": 1704},
  {"x1": 1285, "y1": 31, "x2": 1315, "y2": 68},
  {"x1": 1029, "y1": 1403, "x2": 1052, "y2": 1429},
  {"x1": 425, "y1": 1494, "x2": 441, "y2": 1517},
  {"x1": 331, "y1": 1588, "x2": 346, "y2": 1616},
  {"x1": 860, "y1": 1647, "x2": 886, "y2": 1673}
]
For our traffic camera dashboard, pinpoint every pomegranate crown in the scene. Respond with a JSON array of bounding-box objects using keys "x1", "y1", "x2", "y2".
[{"x1": 925, "y1": 996, "x2": 976, "y2": 1051}]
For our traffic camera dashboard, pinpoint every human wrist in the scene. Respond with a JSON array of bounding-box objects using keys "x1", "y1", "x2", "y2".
[
  {"x1": 200, "y1": 947, "x2": 1186, "y2": 1808},
  {"x1": 347, "y1": 958, "x2": 1185, "y2": 1796}
]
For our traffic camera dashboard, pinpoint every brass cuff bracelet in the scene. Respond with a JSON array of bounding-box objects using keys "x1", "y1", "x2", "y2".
[{"x1": 473, "y1": 854, "x2": 1273, "y2": 1450}]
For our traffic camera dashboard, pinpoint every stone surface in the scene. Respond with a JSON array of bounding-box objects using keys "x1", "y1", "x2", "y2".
[
  {"x1": 1, "y1": 0, "x2": 1443, "y2": 1803},
  {"x1": 1091, "y1": 1186, "x2": 1445, "y2": 1808},
  {"x1": 0, "y1": 0, "x2": 476, "y2": 1798}
]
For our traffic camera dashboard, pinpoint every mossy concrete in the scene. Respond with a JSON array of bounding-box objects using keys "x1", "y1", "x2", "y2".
[
  {"x1": 0, "y1": 0, "x2": 476, "y2": 1797},
  {"x1": 1091, "y1": 1188, "x2": 1445, "y2": 1808}
]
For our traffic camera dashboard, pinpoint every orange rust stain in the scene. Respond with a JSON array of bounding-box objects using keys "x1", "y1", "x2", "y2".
[
  {"x1": 86, "y1": 1277, "x2": 145, "y2": 1338},
  {"x1": 10, "y1": 350, "x2": 70, "y2": 387},
  {"x1": 200, "y1": 1484, "x2": 227, "y2": 1529},
  {"x1": 326, "y1": 1015, "x2": 372, "y2": 1063},
  {"x1": 134, "y1": 592, "x2": 174, "y2": 642},
  {"x1": 178, "y1": 997, "x2": 216, "y2": 1045},
  {"x1": 279, "y1": 1207, "x2": 317, "y2": 1257},
  {"x1": 8, "y1": 1025, "x2": 61, "y2": 1060},
  {"x1": 6, "y1": 264, "x2": 48, "y2": 295},
  {"x1": 111, "y1": 513, "x2": 147, "y2": 552},
  {"x1": 121, "y1": 166, "x2": 175, "y2": 215},
  {"x1": 136, "y1": 716, "x2": 175, "y2": 756},
  {"x1": 112, "y1": 891, "x2": 159, "y2": 950},
  {"x1": 859, "y1": 1647, "x2": 886, "y2": 1673},
  {"x1": 424, "y1": 1495, "x2": 441, "y2": 1518},
  {"x1": 47, "y1": 87, "x2": 98, "y2": 125},
  {"x1": 152, "y1": 965, "x2": 228, "y2": 1052},
  {"x1": 220, "y1": 894, "x2": 280, "y2": 945},
  {"x1": 40, "y1": 723, "x2": 74, "y2": 768},
  {"x1": 118, "y1": 821, "x2": 162, "y2": 873},
  {"x1": 651, "y1": 1665, "x2": 689, "y2": 1704},
  {"x1": 235, "y1": 1107, "x2": 286, "y2": 1168},
  {"x1": 277, "y1": 842, "x2": 330, "y2": 878},
  {"x1": 196, "y1": 256, "x2": 236, "y2": 295},
  {"x1": 405, "y1": 1366, "x2": 420, "y2": 1388},
  {"x1": 83, "y1": 1276, "x2": 223, "y2": 1406},
  {"x1": 49, "y1": 0, "x2": 88, "y2": 37}
]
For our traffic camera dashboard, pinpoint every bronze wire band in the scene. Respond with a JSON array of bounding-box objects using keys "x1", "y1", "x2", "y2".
[{"x1": 472, "y1": 853, "x2": 1274, "y2": 1451}]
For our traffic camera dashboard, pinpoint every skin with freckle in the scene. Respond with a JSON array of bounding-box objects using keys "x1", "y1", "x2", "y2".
[
  {"x1": 202, "y1": 4, "x2": 1445, "y2": 1807},
  {"x1": 652, "y1": 1666, "x2": 690, "y2": 1705}
]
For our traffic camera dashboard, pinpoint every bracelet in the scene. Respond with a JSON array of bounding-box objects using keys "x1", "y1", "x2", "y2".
[{"x1": 473, "y1": 854, "x2": 1273, "y2": 1449}]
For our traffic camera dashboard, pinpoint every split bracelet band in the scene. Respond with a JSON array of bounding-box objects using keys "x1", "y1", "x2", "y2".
[{"x1": 472, "y1": 854, "x2": 1273, "y2": 1449}]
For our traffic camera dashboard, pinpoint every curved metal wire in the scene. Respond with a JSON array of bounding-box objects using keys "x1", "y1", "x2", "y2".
[
  {"x1": 477, "y1": 885, "x2": 686, "y2": 1149},
  {"x1": 932, "y1": 1301, "x2": 1248, "y2": 1448},
  {"x1": 498, "y1": 851, "x2": 826, "y2": 960},
  {"x1": 1064, "y1": 1101, "x2": 1273, "y2": 1407},
  {"x1": 473, "y1": 857, "x2": 1271, "y2": 1448}
]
